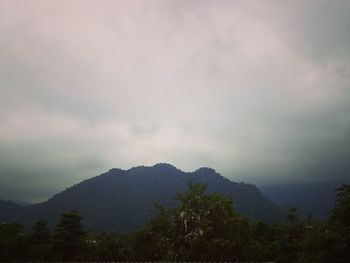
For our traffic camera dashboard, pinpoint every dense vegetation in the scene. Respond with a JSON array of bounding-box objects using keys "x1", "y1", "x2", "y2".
[{"x1": 1, "y1": 182, "x2": 349, "y2": 262}]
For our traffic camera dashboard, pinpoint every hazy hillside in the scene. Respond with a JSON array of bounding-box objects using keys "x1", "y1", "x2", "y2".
[
  {"x1": 1, "y1": 164, "x2": 284, "y2": 232},
  {"x1": 259, "y1": 182, "x2": 343, "y2": 220},
  {"x1": 0, "y1": 200, "x2": 22, "y2": 222}
]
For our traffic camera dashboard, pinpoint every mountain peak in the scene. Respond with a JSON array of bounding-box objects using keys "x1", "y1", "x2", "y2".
[
  {"x1": 0, "y1": 164, "x2": 284, "y2": 232},
  {"x1": 152, "y1": 163, "x2": 178, "y2": 170},
  {"x1": 126, "y1": 163, "x2": 181, "y2": 176},
  {"x1": 194, "y1": 167, "x2": 217, "y2": 175},
  {"x1": 107, "y1": 168, "x2": 124, "y2": 174}
]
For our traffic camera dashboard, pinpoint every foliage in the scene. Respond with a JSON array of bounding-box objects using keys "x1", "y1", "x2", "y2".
[
  {"x1": 0, "y1": 182, "x2": 349, "y2": 262},
  {"x1": 326, "y1": 184, "x2": 350, "y2": 262},
  {"x1": 172, "y1": 182, "x2": 249, "y2": 261},
  {"x1": 329, "y1": 184, "x2": 350, "y2": 227},
  {"x1": 52, "y1": 210, "x2": 86, "y2": 260},
  {"x1": 0, "y1": 222, "x2": 29, "y2": 261},
  {"x1": 133, "y1": 205, "x2": 174, "y2": 260},
  {"x1": 29, "y1": 220, "x2": 51, "y2": 260}
]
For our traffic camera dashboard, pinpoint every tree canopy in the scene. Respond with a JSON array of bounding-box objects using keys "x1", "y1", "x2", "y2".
[{"x1": 0, "y1": 183, "x2": 349, "y2": 262}]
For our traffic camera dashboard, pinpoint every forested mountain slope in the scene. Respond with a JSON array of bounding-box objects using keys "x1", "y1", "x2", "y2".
[{"x1": 1, "y1": 163, "x2": 284, "y2": 232}]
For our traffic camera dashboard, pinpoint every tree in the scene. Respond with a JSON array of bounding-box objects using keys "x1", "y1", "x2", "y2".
[
  {"x1": 95, "y1": 233, "x2": 126, "y2": 261},
  {"x1": 53, "y1": 211, "x2": 86, "y2": 260},
  {"x1": 296, "y1": 219, "x2": 329, "y2": 263},
  {"x1": 31, "y1": 220, "x2": 50, "y2": 244},
  {"x1": 30, "y1": 220, "x2": 51, "y2": 260},
  {"x1": 250, "y1": 221, "x2": 278, "y2": 261},
  {"x1": 173, "y1": 181, "x2": 248, "y2": 261},
  {"x1": 274, "y1": 206, "x2": 303, "y2": 263},
  {"x1": 133, "y1": 205, "x2": 174, "y2": 261},
  {"x1": 329, "y1": 184, "x2": 350, "y2": 227},
  {"x1": 0, "y1": 222, "x2": 29, "y2": 261},
  {"x1": 327, "y1": 184, "x2": 350, "y2": 262},
  {"x1": 133, "y1": 181, "x2": 250, "y2": 261}
]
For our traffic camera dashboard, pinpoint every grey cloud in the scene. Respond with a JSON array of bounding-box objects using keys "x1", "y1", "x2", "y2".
[
  {"x1": 258, "y1": 0, "x2": 350, "y2": 64},
  {"x1": 0, "y1": 0, "x2": 349, "y2": 201}
]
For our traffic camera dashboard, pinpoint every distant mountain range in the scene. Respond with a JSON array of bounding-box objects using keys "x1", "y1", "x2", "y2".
[
  {"x1": 0, "y1": 163, "x2": 284, "y2": 232},
  {"x1": 260, "y1": 182, "x2": 343, "y2": 220},
  {"x1": 0, "y1": 199, "x2": 23, "y2": 222}
]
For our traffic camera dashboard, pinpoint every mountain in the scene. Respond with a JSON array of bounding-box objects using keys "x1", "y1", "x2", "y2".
[
  {"x1": 259, "y1": 182, "x2": 343, "y2": 220},
  {"x1": 0, "y1": 199, "x2": 23, "y2": 222},
  {"x1": 1, "y1": 163, "x2": 284, "y2": 232},
  {"x1": 12, "y1": 200, "x2": 32, "y2": 206}
]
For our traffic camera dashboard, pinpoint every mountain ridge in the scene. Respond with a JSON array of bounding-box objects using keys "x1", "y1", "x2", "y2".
[{"x1": 0, "y1": 163, "x2": 284, "y2": 232}]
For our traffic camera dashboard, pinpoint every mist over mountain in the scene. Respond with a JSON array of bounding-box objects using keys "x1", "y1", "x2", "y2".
[
  {"x1": 260, "y1": 181, "x2": 344, "y2": 220},
  {"x1": 0, "y1": 163, "x2": 284, "y2": 232}
]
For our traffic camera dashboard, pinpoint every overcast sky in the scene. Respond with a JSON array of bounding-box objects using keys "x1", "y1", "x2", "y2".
[{"x1": 1, "y1": 0, "x2": 349, "y2": 202}]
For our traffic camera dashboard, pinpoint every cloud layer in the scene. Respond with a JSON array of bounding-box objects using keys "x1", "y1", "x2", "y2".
[{"x1": 1, "y1": 0, "x2": 349, "y2": 201}]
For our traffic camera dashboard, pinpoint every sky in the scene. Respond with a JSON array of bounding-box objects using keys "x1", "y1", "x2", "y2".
[{"x1": 0, "y1": 0, "x2": 349, "y2": 202}]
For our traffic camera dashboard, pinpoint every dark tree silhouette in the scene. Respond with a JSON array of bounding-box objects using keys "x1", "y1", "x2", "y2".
[
  {"x1": 0, "y1": 182, "x2": 349, "y2": 262},
  {"x1": 53, "y1": 210, "x2": 86, "y2": 260},
  {"x1": 0, "y1": 222, "x2": 29, "y2": 261},
  {"x1": 30, "y1": 220, "x2": 51, "y2": 260},
  {"x1": 31, "y1": 220, "x2": 50, "y2": 244},
  {"x1": 327, "y1": 184, "x2": 350, "y2": 262}
]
